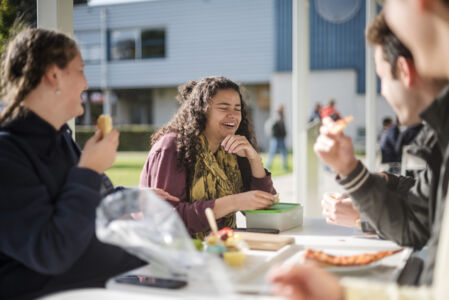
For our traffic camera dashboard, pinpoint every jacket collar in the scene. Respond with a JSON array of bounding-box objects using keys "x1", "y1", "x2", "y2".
[{"x1": 420, "y1": 85, "x2": 449, "y2": 154}]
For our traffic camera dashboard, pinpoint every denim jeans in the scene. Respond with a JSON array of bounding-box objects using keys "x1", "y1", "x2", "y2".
[{"x1": 266, "y1": 137, "x2": 288, "y2": 170}]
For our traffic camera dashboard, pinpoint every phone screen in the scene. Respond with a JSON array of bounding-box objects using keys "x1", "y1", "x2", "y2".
[{"x1": 115, "y1": 275, "x2": 187, "y2": 289}]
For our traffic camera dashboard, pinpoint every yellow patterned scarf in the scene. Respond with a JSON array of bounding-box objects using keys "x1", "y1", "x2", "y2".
[{"x1": 190, "y1": 134, "x2": 244, "y2": 240}]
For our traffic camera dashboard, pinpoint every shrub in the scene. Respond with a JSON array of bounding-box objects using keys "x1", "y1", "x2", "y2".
[{"x1": 75, "y1": 125, "x2": 157, "y2": 151}]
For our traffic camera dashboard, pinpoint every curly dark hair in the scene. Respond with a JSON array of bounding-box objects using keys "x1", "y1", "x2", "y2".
[{"x1": 151, "y1": 76, "x2": 257, "y2": 171}]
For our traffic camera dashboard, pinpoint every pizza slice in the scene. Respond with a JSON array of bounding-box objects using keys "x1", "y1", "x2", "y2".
[
  {"x1": 329, "y1": 115, "x2": 354, "y2": 135},
  {"x1": 302, "y1": 248, "x2": 403, "y2": 267}
]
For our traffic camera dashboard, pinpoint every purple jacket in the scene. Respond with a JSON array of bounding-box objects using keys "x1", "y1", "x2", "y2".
[{"x1": 139, "y1": 132, "x2": 276, "y2": 235}]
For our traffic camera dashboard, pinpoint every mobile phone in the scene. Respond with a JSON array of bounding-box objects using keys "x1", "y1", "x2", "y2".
[
  {"x1": 115, "y1": 275, "x2": 187, "y2": 289},
  {"x1": 235, "y1": 227, "x2": 280, "y2": 234}
]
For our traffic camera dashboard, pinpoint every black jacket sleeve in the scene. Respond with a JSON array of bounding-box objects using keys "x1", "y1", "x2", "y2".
[
  {"x1": 0, "y1": 139, "x2": 103, "y2": 275},
  {"x1": 337, "y1": 161, "x2": 431, "y2": 248}
]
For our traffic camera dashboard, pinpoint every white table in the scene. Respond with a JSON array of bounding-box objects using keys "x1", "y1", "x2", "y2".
[{"x1": 104, "y1": 218, "x2": 409, "y2": 299}]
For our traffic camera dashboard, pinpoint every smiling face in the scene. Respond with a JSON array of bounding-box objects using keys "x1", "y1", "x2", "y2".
[
  {"x1": 59, "y1": 51, "x2": 88, "y2": 119},
  {"x1": 374, "y1": 45, "x2": 427, "y2": 125},
  {"x1": 203, "y1": 88, "x2": 242, "y2": 146}
]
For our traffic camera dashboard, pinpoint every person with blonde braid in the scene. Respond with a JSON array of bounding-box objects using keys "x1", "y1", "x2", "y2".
[{"x1": 0, "y1": 28, "x2": 179, "y2": 299}]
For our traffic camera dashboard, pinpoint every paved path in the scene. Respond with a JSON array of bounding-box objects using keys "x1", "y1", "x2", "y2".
[{"x1": 271, "y1": 167, "x2": 345, "y2": 204}]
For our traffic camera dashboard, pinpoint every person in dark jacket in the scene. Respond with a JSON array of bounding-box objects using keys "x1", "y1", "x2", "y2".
[
  {"x1": 308, "y1": 103, "x2": 322, "y2": 123},
  {"x1": 314, "y1": 12, "x2": 448, "y2": 286},
  {"x1": 266, "y1": 105, "x2": 288, "y2": 170},
  {"x1": 379, "y1": 117, "x2": 424, "y2": 174},
  {"x1": 0, "y1": 28, "x2": 176, "y2": 299},
  {"x1": 379, "y1": 117, "x2": 401, "y2": 164},
  {"x1": 270, "y1": 1, "x2": 449, "y2": 300}
]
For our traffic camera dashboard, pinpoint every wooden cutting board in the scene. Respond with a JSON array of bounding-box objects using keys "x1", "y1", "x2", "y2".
[{"x1": 238, "y1": 232, "x2": 294, "y2": 251}]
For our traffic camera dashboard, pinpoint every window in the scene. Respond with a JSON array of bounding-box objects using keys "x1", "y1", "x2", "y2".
[
  {"x1": 108, "y1": 28, "x2": 166, "y2": 61},
  {"x1": 75, "y1": 31, "x2": 102, "y2": 63},
  {"x1": 110, "y1": 29, "x2": 138, "y2": 60},
  {"x1": 79, "y1": 43, "x2": 102, "y2": 62},
  {"x1": 141, "y1": 29, "x2": 166, "y2": 58}
]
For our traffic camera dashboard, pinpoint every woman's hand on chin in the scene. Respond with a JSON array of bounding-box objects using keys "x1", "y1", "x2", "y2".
[{"x1": 221, "y1": 135, "x2": 258, "y2": 159}]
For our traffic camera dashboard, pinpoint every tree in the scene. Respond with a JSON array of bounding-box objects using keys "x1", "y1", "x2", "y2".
[
  {"x1": 0, "y1": 0, "x2": 36, "y2": 55},
  {"x1": 1, "y1": 0, "x2": 87, "y2": 55}
]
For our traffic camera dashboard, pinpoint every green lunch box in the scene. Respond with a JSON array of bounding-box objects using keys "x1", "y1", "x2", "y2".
[{"x1": 244, "y1": 203, "x2": 303, "y2": 232}]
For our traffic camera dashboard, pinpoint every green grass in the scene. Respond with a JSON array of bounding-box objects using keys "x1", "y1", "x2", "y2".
[
  {"x1": 105, "y1": 152, "x2": 148, "y2": 187},
  {"x1": 106, "y1": 151, "x2": 293, "y2": 187},
  {"x1": 260, "y1": 153, "x2": 293, "y2": 177}
]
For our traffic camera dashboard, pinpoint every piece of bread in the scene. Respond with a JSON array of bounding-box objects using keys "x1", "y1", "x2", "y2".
[
  {"x1": 97, "y1": 114, "x2": 112, "y2": 138},
  {"x1": 274, "y1": 194, "x2": 280, "y2": 204}
]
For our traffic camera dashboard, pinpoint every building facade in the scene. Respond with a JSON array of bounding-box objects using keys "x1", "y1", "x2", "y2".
[{"x1": 74, "y1": 0, "x2": 393, "y2": 151}]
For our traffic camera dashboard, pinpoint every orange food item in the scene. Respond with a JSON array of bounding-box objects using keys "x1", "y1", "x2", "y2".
[
  {"x1": 302, "y1": 248, "x2": 402, "y2": 267},
  {"x1": 329, "y1": 115, "x2": 354, "y2": 135}
]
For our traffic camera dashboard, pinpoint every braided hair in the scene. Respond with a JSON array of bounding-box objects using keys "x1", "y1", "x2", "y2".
[{"x1": 0, "y1": 28, "x2": 78, "y2": 124}]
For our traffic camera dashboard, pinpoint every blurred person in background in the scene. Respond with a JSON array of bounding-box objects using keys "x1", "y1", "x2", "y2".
[
  {"x1": 309, "y1": 103, "x2": 322, "y2": 123},
  {"x1": 265, "y1": 104, "x2": 288, "y2": 170},
  {"x1": 320, "y1": 98, "x2": 342, "y2": 121},
  {"x1": 379, "y1": 117, "x2": 399, "y2": 163}
]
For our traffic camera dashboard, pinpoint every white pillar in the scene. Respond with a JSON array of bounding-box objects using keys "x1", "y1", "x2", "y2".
[
  {"x1": 100, "y1": 8, "x2": 112, "y2": 117},
  {"x1": 365, "y1": 0, "x2": 378, "y2": 171},
  {"x1": 293, "y1": 0, "x2": 315, "y2": 216},
  {"x1": 37, "y1": 0, "x2": 75, "y2": 136}
]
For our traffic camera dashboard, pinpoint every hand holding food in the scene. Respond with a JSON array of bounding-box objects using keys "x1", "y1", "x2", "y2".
[
  {"x1": 274, "y1": 193, "x2": 280, "y2": 204},
  {"x1": 233, "y1": 190, "x2": 275, "y2": 211},
  {"x1": 328, "y1": 115, "x2": 354, "y2": 135},
  {"x1": 78, "y1": 123, "x2": 119, "y2": 174},
  {"x1": 314, "y1": 117, "x2": 358, "y2": 176}
]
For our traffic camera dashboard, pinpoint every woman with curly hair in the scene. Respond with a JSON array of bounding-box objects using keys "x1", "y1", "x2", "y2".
[{"x1": 140, "y1": 76, "x2": 276, "y2": 238}]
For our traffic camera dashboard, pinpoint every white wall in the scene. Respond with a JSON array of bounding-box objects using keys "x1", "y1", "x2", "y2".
[
  {"x1": 242, "y1": 86, "x2": 271, "y2": 151},
  {"x1": 75, "y1": 0, "x2": 275, "y2": 89},
  {"x1": 271, "y1": 70, "x2": 395, "y2": 150},
  {"x1": 153, "y1": 87, "x2": 179, "y2": 127}
]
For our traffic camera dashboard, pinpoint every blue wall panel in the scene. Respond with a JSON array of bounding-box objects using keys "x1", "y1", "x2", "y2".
[
  {"x1": 310, "y1": 0, "x2": 366, "y2": 94},
  {"x1": 275, "y1": 0, "x2": 292, "y2": 72},
  {"x1": 275, "y1": 0, "x2": 367, "y2": 94}
]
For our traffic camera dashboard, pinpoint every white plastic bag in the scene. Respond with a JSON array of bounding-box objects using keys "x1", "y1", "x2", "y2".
[{"x1": 96, "y1": 188, "x2": 235, "y2": 296}]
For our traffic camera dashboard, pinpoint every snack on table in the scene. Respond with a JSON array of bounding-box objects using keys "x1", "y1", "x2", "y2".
[
  {"x1": 329, "y1": 115, "x2": 354, "y2": 135},
  {"x1": 302, "y1": 248, "x2": 403, "y2": 267},
  {"x1": 273, "y1": 194, "x2": 280, "y2": 204},
  {"x1": 204, "y1": 227, "x2": 247, "y2": 267},
  {"x1": 97, "y1": 114, "x2": 113, "y2": 138}
]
